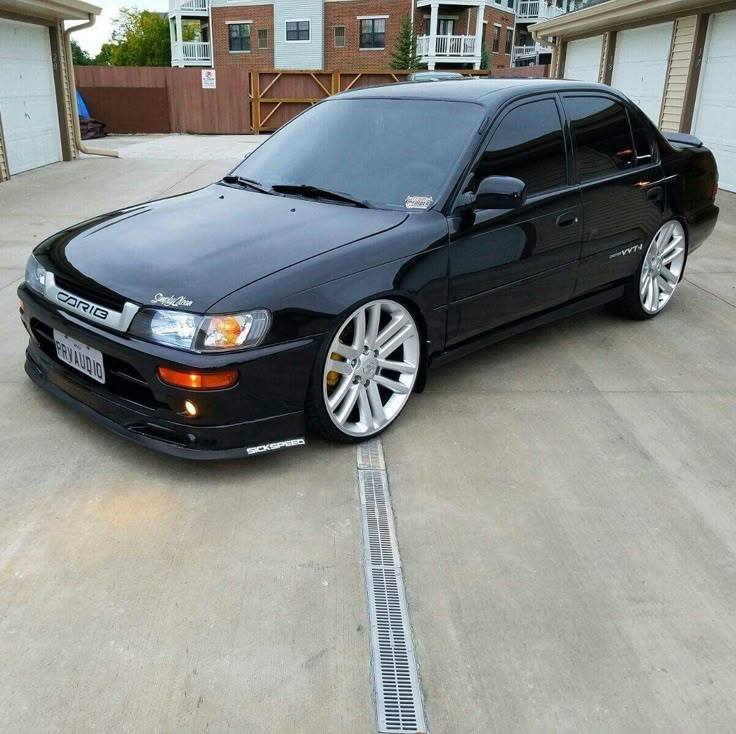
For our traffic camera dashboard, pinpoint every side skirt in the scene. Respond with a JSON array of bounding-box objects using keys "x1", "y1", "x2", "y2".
[{"x1": 430, "y1": 285, "x2": 625, "y2": 368}]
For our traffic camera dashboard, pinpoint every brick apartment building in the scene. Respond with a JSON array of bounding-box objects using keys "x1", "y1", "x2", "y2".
[{"x1": 169, "y1": 0, "x2": 515, "y2": 72}]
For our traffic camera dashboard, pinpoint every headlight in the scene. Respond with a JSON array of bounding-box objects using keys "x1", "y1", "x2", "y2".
[
  {"x1": 129, "y1": 308, "x2": 271, "y2": 352},
  {"x1": 25, "y1": 255, "x2": 47, "y2": 295}
]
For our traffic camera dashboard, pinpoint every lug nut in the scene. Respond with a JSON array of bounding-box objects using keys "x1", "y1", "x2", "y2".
[{"x1": 351, "y1": 359, "x2": 357, "y2": 367}]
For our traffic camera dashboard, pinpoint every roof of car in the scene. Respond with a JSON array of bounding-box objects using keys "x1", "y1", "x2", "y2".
[{"x1": 337, "y1": 78, "x2": 619, "y2": 106}]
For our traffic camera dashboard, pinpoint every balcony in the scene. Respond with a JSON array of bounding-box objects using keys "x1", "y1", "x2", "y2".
[
  {"x1": 512, "y1": 42, "x2": 553, "y2": 62},
  {"x1": 517, "y1": 1, "x2": 567, "y2": 22},
  {"x1": 169, "y1": 0, "x2": 208, "y2": 15},
  {"x1": 172, "y1": 41, "x2": 211, "y2": 66},
  {"x1": 416, "y1": 34, "x2": 477, "y2": 58}
]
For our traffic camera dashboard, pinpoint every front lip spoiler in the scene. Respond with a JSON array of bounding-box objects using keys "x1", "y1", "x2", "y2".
[{"x1": 25, "y1": 356, "x2": 306, "y2": 461}]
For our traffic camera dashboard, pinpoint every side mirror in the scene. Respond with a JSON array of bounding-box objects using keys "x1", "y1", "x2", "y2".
[{"x1": 466, "y1": 176, "x2": 527, "y2": 211}]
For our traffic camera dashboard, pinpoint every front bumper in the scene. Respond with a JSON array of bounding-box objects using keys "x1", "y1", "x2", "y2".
[{"x1": 19, "y1": 285, "x2": 322, "y2": 460}]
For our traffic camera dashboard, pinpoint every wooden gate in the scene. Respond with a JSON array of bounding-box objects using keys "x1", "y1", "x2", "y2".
[{"x1": 250, "y1": 71, "x2": 334, "y2": 133}]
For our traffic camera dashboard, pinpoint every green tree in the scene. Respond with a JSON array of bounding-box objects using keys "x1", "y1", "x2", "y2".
[
  {"x1": 107, "y1": 7, "x2": 172, "y2": 66},
  {"x1": 71, "y1": 39, "x2": 93, "y2": 65},
  {"x1": 94, "y1": 43, "x2": 115, "y2": 66},
  {"x1": 480, "y1": 43, "x2": 489, "y2": 70},
  {"x1": 389, "y1": 14, "x2": 424, "y2": 71}
]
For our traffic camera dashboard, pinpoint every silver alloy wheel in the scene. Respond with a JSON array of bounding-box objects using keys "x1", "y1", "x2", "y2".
[
  {"x1": 640, "y1": 220, "x2": 686, "y2": 315},
  {"x1": 323, "y1": 299, "x2": 420, "y2": 437}
]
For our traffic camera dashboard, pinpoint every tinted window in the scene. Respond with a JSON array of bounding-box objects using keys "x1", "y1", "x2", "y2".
[
  {"x1": 630, "y1": 111, "x2": 654, "y2": 164},
  {"x1": 566, "y1": 96, "x2": 637, "y2": 182},
  {"x1": 476, "y1": 99, "x2": 568, "y2": 196},
  {"x1": 232, "y1": 99, "x2": 482, "y2": 210}
]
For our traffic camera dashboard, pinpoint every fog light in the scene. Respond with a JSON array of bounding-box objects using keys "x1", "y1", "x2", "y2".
[
  {"x1": 184, "y1": 400, "x2": 198, "y2": 417},
  {"x1": 157, "y1": 366, "x2": 238, "y2": 390}
]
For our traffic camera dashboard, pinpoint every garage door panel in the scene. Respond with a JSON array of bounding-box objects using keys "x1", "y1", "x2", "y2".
[
  {"x1": 693, "y1": 10, "x2": 736, "y2": 192},
  {"x1": 564, "y1": 36, "x2": 603, "y2": 82},
  {"x1": 611, "y1": 22, "x2": 673, "y2": 123},
  {"x1": 0, "y1": 19, "x2": 62, "y2": 175}
]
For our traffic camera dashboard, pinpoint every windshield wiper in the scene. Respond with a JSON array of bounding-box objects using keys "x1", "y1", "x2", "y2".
[
  {"x1": 221, "y1": 175, "x2": 273, "y2": 195},
  {"x1": 270, "y1": 183, "x2": 374, "y2": 209}
]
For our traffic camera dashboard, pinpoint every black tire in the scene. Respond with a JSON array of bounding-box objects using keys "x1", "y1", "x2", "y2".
[
  {"x1": 609, "y1": 220, "x2": 687, "y2": 320},
  {"x1": 306, "y1": 299, "x2": 421, "y2": 443}
]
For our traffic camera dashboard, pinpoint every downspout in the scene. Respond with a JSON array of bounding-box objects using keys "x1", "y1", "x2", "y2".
[{"x1": 64, "y1": 14, "x2": 118, "y2": 158}]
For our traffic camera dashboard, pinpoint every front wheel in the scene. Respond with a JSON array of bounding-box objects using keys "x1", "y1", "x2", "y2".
[
  {"x1": 307, "y1": 299, "x2": 421, "y2": 443},
  {"x1": 615, "y1": 219, "x2": 687, "y2": 320}
]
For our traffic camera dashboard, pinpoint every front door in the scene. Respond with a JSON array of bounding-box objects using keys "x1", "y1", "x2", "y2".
[{"x1": 447, "y1": 95, "x2": 583, "y2": 345}]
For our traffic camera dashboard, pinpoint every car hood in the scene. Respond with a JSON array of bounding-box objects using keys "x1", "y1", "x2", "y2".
[{"x1": 37, "y1": 184, "x2": 408, "y2": 312}]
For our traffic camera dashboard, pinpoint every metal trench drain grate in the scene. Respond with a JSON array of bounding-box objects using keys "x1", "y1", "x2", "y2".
[{"x1": 357, "y1": 440, "x2": 427, "y2": 734}]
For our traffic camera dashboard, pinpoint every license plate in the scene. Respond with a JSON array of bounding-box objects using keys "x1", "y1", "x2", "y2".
[{"x1": 53, "y1": 330, "x2": 106, "y2": 384}]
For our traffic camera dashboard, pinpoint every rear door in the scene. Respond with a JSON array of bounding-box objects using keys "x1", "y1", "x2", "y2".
[
  {"x1": 447, "y1": 95, "x2": 583, "y2": 345},
  {"x1": 561, "y1": 93, "x2": 666, "y2": 296}
]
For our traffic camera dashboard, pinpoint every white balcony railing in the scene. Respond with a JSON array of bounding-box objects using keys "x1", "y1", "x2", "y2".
[
  {"x1": 416, "y1": 34, "x2": 477, "y2": 58},
  {"x1": 172, "y1": 41, "x2": 211, "y2": 65},
  {"x1": 169, "y1": 0, "x2": 208, "y2": 14},
  {"x1": 512, "y1": 42, "x2": 552, "y2": 61},
  {"x1": 517, "y1": 1, "x2": 567, "y2": 21}
]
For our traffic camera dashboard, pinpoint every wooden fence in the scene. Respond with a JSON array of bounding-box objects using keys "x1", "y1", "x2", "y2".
[
  {"x1": 75, "y1": 65, "x2": 549, "y2": 135},
  {"x1": 74, "y1": 66, "x2": 251, "y2": 134}
]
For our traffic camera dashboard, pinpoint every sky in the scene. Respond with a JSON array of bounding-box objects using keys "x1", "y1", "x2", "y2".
[{"x1": 70, "y1": 0, "x2": 169, "y2": 56}]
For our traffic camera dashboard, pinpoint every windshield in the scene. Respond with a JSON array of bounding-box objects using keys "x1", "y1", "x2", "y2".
[{"x1": 231, "y1": 98, "x2": 483, "y2": 210}]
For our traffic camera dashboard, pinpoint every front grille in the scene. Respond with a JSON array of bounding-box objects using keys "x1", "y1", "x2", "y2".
[
  {"x1": 54, "y1": 274, "x2": 127, "y2": 312},
  {"x1": 31, "y1": 319, "x2": 159, "y2": 410}
]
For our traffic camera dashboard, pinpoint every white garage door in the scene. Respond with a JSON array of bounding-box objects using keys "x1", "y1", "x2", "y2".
[
  {"x1": 692, "y1": 10, "x2": 736, "y2": 192},
  {"x1": 610, "y1": 23, "x2": 673, "y2": 124},
  {"x1": 0, "y1": 19, "x2": 61, "y2": 175},
  {"x1": 564, "y1": 36, "x2": 603, "y2": 82}
]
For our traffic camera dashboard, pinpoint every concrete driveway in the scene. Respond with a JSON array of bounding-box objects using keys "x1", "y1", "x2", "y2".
[{"x1": 1, "y1": 136, "x2": 735, "y2": 733}]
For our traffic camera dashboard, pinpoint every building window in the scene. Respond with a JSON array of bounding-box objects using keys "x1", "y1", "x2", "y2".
[
  {"x1": 228, "y1": 23, "x2": 250, "y2": 52},
  {"x1": 334, "y1": 26, "x2": 345, "y2": 47},
  {"x1": 285, "y1": 20, "x2": 310, "y2": 42},
  {"x1": 505, "y1": 28, "x2": 513, "y2": 54},
  {"x1": 360, "y1": 18, "x2": 386, "y2": 49},
  {"x1": 507, "y1": 0, "x2": 515, "y2": 8},
  {"x1": 492, "y1": 25, "x2": 500, "y2": 53},
  {"x1": 257, "y1": 29, "x2": 268, "y2": 49}
]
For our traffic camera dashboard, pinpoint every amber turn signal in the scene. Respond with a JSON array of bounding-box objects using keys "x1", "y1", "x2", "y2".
[{"x1": 157, "y1": 366, "x2": 238, "y2": 390}]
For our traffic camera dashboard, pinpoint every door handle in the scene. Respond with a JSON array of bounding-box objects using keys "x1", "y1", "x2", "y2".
[
  {"x1": 646, "y1": 186, "x2": 663, "y2": 202},
  {"x1": 556, "y1": 213, "x2": 579, "y2": 228}
]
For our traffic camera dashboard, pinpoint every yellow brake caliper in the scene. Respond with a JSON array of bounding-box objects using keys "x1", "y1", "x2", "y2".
[{"x1": 326, "y1": 352, "x2": 344, "y2": 387}]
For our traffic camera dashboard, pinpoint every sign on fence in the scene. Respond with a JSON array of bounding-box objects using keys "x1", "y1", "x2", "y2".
[{"x1": 201, "y1": 69, "x2": 216, "y2": 89}]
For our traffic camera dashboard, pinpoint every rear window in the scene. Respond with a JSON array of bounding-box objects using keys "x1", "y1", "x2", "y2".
[{"x1": 565, "y1": 96, "x2": 637, "y2": 182}]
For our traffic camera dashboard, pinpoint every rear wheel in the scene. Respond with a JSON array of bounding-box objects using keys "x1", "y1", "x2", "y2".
[
  {"x1": 615, "y1": 220, "x2": 687, "y2": 319},
  {"x1": 307, "y1": 299, "x2": 421, "y2": 443}
]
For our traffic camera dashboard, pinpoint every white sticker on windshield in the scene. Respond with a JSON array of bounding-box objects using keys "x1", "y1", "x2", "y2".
[{"x1": 405, "y1": 195, "x2": 433, "y2": 210}]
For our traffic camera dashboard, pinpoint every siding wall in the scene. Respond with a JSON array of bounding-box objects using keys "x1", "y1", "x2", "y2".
[
  {"x1": 659, "y1": 14, "x2": 697, "y2": 131},
  {"x1": 274, "y1": 0, "x2": 324, "y2": 69}
]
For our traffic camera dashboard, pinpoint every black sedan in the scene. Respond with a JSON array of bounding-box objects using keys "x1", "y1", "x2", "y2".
[{"x1": 19, "y1": 79, "x2": 719, "y2": 459}]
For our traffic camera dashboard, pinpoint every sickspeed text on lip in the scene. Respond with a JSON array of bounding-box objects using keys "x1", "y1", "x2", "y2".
[{"x1": 246, "y1": 438, "x2": 306, "y2": 455}]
